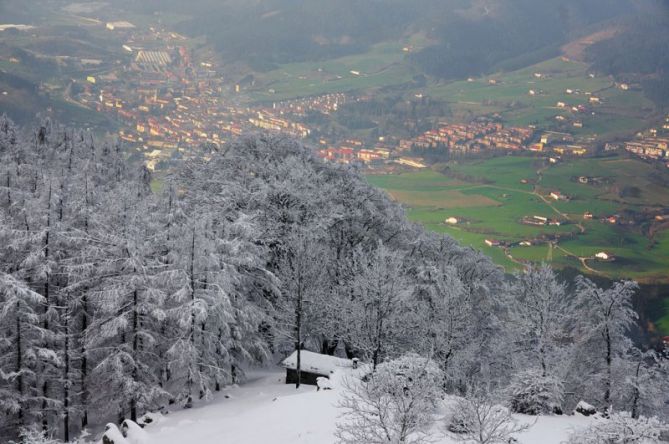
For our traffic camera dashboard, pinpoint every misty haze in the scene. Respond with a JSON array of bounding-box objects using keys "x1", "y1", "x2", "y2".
[{"x1": 0, "y1": 1, "x2": 668, "y2": 443}]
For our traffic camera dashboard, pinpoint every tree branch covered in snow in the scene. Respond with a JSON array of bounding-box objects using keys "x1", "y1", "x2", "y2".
[{"x1": 0, "y1": 117, "x2": 664, "y2": 442}]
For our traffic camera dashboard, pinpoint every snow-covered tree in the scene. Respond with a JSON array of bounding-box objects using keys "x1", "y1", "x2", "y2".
[
  {"x1": 448, "y1": 388, "x2": 532, "y2": 444},
  {"x1": 274, "y1": 230, "x2": 326, "y2": 388},
  {"x1": 506, "y1": 369, "x2": 564, "y2": 415},
  {"x1": 567, "y1": 412, "x2": 667, "y2": 443},
  {"x1": 84, "y1": 182, "x2": 170, "y2": 422},
  {"x1": 344, "y1": 243, "x2": 412, "y2": 369},
  {"x1": 411, "y1": 249, "x2": 471, "y2": 387},
  {"x1": 504, "y1": 264, "x2": 574, "y2": 377},
  {"x1": 622, "y1": 348, "x2": 669, "y2": 419},
  {"x1": 0, "y1": 272, "x2": 45, "y2": 433},
  {"x1": 574, "y1": 278, "x2": 639, "y2": 409},
  {"x1": 336, "y1": 354, "x2": 443, "y2": 444}
]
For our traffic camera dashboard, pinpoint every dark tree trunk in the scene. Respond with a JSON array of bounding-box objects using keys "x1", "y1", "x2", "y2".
[
  {"x1": 320, "y1": 339, "x2": 339, "y2": 356},
  {"x1": 80, "y1": 293, "x2": 88, "y2": 429},
  {"x1": 16, "y1": 301, "x2": 24, "y2": 428},
  {"x1": 631, "y1": 360, "x2": 642, "y2": 419},
  {"x1": 131, "y1": 289, "x2": 138, "y2": 422},
  {"x1": 63, "y1": 311, "x2": 70, "y2": 442},
  {"x1": 186, "y1": 229, "x2": 196, "y2": 408},
  {"x1": 604, "y1": 325, "x2": 612, "y2": 407},
  {"x1": 42, "y1": 184, "x2": 52, "y2": 433}
]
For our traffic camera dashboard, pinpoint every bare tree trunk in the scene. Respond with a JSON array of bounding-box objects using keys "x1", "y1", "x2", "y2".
[
  {"x1": 186, "y1": 229, "x2": 196, "y2": 408},
  {"x1": 631, "y1": 360, "x2": 642, "y2": 419},
  {"x1": 16, "y1": 301, "x2": 24, "y2": 429},
  {"x1": 131, "y1": 289, "x2": 138, "y2": 422},
  {"x1": 604, "y1": 325, "x2": 612, "y2": 408},
  {"x1": 80, "y1": 293, "x2": 88, "y2": 429},
  {"x1": 63, "y1": 310, "x2": 70, "y2": 442},
  {"x1": 42, "y1": 183, "x2": 52, "y2": 433}
]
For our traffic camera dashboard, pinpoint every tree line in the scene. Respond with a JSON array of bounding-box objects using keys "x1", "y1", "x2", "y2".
[{"x1": 0, "y1": 116, "x2": 666, "y2": 442}]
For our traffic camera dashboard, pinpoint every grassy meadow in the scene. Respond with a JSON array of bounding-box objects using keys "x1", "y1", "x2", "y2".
[
  {"x1": 367, "y1": 155, "x2": 669, "y2": 282},
  {"x1": 368, "y1": 155, "x2": 669, "y2": 333},
  {"x1": 247, "y1": 37, "x2": 423, "y2": 102},
  {"x1": 420, "y1": 57, "x2": 654, "y2": 139}
]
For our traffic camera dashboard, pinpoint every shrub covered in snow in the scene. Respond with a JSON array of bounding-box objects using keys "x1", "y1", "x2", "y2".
[
  {"x1": 335, "y1": 354, "x2": 443, "y2": 444},
  {"x1": 507, "y1": 369, "x2": 564, "y2": 415},
  {"x1": 567, "y1": 412, "x2": 668, "y2": 443},
  {"x1": 448, "y1": 389, "x2": 531, "y2": 444},
  {"x1": 9, "y1": 428, "x2": 61, "y2": 444}
]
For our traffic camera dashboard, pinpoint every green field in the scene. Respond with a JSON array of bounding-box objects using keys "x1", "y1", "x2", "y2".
[
  {"x1": 246, "y1": 35, "x2": 428, "y2": 102},
  {"x1": 418, "y1": 57, "x2": 654, "y2": 139},
  {"x1": 367, "y1": 155, "x2": 669, "y2": 282},
  {"x1": 246, "y1": 51, "x2": 654, "y2": 140},
  {"x1": 368, "y1": 155, "x2": 669, "y2": 333}
]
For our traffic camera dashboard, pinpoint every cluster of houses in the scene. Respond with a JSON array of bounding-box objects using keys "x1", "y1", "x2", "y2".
[
  {"x1": 398, "y1": 120, "x2": 534, "y2": 154},
  {"x1": 625, "y1": 136, "x2": 669, "y2": 164},
  {"x1": 618, "y1": 116, "x2": 669, "y2": 166},
  {"x1": 270, "y1": 93, "x2": 348, "y2": 116},
  {"x1": 527, "y1": 131, "x2": 589, "y2": 156},
  {"x1": 249, "y1": 111, "x2": 310, "y2": 138},
  {"x1": 76, "y1": 24, "x2": 353, "y2": 170}
]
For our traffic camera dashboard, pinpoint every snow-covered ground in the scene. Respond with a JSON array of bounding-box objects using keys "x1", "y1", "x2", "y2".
[{"x1": 107, "y1": 368, "x2": 598, "y2": 444}]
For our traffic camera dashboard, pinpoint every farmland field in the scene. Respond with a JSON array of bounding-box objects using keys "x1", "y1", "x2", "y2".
[
  {"x1": 367, "y1": 155, "x2": 669, "y2": 334},
  {"x1": 418, "y1": 57, "x2": 654, "y2": 140},
  {"x1": 367, "y1": 155, "x2": 669, "y2": 282},
  {"x1": 246, "y1": 36, "x2": 426, "y2": 102}
]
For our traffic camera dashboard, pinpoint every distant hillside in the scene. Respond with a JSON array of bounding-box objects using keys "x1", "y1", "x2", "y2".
[
  {"x1": 586, "y1": 14, "x2": 669, "y2": 108},
  {"x1": 410, "y1": 0, "x2": 636, "y2": 79},
  {"x1": 165, "y1": 0, "x2": 641, "y2": 74}
]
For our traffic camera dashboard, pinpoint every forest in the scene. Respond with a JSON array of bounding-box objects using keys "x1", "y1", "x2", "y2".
[
  {"x1": 164, "y1": 0, "x2": 638, "y2": 74},
  {"x1": 0, "y1": 116, "x2": 667, "y2": 443}
]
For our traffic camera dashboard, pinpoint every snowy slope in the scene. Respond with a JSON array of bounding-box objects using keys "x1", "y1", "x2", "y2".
[{"x1": 112, "y1": 368, "x2": 598, "y2": 444}]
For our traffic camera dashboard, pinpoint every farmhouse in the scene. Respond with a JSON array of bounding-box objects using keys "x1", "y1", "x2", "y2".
[
  {"x1": 485, "y1": 239, "x2": 501, "y2": 247},
  {"x1": 584, "y1": 212, "x2": 594, "y2": 220},
  {"x1": 395, "y1": 157, "x2": 427, "y2": 169},
  {"x1": 281, "y1": 351, "x2": 353, "y2": 386},
  {"x1": 522, "y1": 215, "x2": 547, "y2": 226},
  {"x1": 550, "y1": 191, "x2": 570, "y2": 201},
  {"x1": 445, "y1": 217, "x2": 459, "y2": 225},
  {"x1": 595, "y1": 252, "x2": 615, "y2": 262},
  {"x1": 106, "y1": 21, "x2": 135, "y2": 31},
  {"x1": 553, "y1": 145, "x2": 588, "y2": 156}
]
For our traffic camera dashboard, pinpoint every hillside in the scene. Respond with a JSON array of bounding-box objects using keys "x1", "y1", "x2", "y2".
[
  {"x1": 171, "y1": 0, "x2": 641, "y2": 74},
  {"x1": 97, "y1": 368, "x2": 602, "y2": 444},
  {"x1": 585, "y1": 14, "x2": 669, "y2": 108}
]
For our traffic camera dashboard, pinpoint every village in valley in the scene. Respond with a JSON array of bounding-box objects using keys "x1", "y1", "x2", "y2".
[{"x1": 2, "y1": 5, "x2": 669, "y2": 285}]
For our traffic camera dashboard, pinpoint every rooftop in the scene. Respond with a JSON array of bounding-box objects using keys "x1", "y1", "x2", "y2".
[{"x1": 281, "y1": 351, "x2": 352, "y2": 376}]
